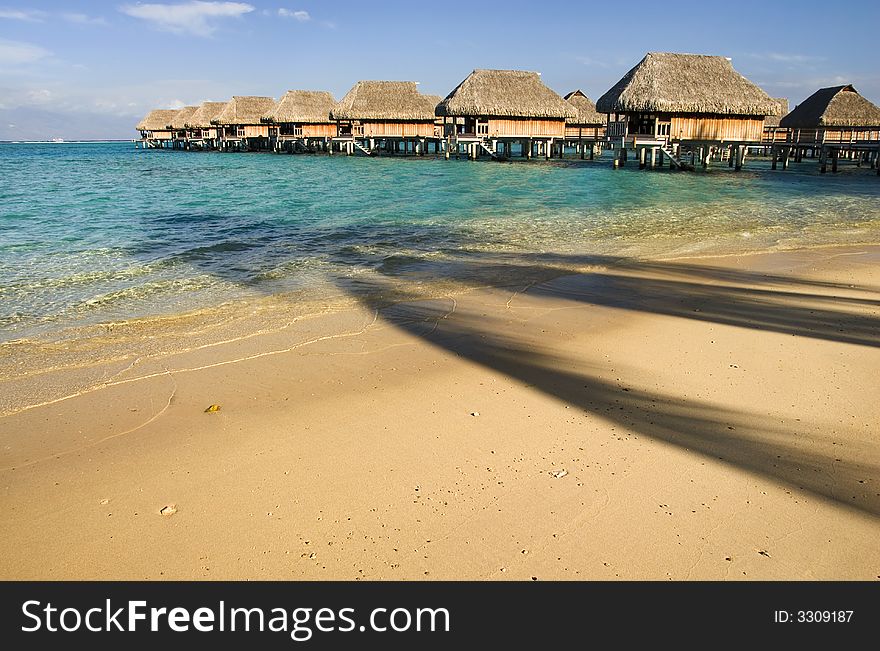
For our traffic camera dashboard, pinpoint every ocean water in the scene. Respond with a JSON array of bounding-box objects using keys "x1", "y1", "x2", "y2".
[{"x1": 2, "y1": 141, "x2": 880, "y2": 344}]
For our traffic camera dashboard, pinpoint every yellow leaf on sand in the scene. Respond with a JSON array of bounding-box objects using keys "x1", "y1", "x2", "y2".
[{"x1": 204, "y1": 404, "x2": 221, "y2": 413}]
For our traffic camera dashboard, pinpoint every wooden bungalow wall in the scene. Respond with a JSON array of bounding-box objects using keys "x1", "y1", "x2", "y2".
[
  {"x1": 669, "y1": 116, "x2": 765, "y2": 142},
  {"x1": 304, "y1": 123, "x2": 337, "y2": 138},
  {"x1": 216, "y1": 124, "x2": 271, "y2": 138},
  {"x1": 240, "y1": 125, "x2": 271, "y2": 138},
  {"x1": 486, "y1": 118, "x2": 566, "y2": 138},
  {"x1": 190, "y1": 127, "x2": 219, "y2": 139},
  {"x1": 277, "y1": 123, "x2": 337, "y2": 138},
  {"x1": 365, "y1": 121, "x2": 435, "y2": 137}
]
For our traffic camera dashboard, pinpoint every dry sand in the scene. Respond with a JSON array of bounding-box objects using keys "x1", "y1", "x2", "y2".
[{"x1": 1, "y1": 245, "x2": 878, "y2": 580}]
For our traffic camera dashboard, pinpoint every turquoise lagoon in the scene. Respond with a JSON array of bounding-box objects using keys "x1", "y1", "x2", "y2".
[{"x1": 2, "y1": 141, "x2": 879, "y2": 342}]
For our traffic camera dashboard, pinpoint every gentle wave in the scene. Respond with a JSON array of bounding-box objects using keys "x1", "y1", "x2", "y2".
[{"x1": 1, "y1": 142, "x2": 880, "y2": 342}]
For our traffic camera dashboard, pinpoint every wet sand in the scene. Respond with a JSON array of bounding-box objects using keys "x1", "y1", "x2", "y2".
[{"x1": 1, "y1": 245, "x2": 878, "y2": 579}]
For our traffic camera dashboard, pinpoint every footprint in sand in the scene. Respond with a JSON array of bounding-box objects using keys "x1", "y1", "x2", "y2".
[{"x1": 160, "y1": 504, "x2": 178, "y2": 516}]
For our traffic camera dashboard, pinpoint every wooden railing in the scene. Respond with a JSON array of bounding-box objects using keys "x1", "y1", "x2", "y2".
[{"x1": 607, "y1": 121, "x2": 626, "y2": 138}]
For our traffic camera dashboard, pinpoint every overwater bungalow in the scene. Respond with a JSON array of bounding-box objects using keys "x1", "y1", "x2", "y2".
[
  {"x1": 169, "y1": 106, "x2": 198, "y2": 149},
  {"x1": 213, "y1": 96, "x2": 276, "y2": 151},
  {"x1": 435, "y1": 69, "x2": 576, "y2": 159},
  {"x1": 329, "y1": 81, "x2": 439, "y2": 155},
  {"x1": 135, "y1": 109, "x2": 178, "y2": 148},
  {"x1": 564, "y1": 90, "x2": 606, "y2": 159},
  {"x1": 780, "y1": 85, "x2": 880, "y2": 144},
  {"x1": 596, "y1": 52, "x2": 779, "y2": 169},
  {"x1": 186, "y1": 101, "x2": 227, "y2": 150},
  {"x1": 264, "y1": 90, "x2": 337, "y2": 153},
  {"x1": 779, "y1": 85, "x2": 880, "y2": 173}
]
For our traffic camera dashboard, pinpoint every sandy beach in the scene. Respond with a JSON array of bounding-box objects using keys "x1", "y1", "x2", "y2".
[{"x1": 0, "y1": 244, "x2": 878, "y2": 580}]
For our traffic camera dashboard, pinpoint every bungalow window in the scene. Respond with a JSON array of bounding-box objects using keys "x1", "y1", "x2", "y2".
[
  {"x1": 236, "y1": 127, "x2": 246, "y2": 137},
  {"x1": 631, "y1": 114, "x2": 656, "y2": 136},
  {"x1": 293, "y1": 125, "x2": 303, "y2": 137},
  {"x1": 476, "y1": 119, "x2": 489, "y2": 136}
]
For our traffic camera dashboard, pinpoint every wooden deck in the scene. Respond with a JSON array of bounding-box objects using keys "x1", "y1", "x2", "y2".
[{"x1": 140, "y1": 124, "x2": 880, "y2": 175}]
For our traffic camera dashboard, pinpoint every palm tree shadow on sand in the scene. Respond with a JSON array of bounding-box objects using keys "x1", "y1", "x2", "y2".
[
  {"x1": 172, "y1": 235, "x2": 880, "y2": 517},
  {"x1": 329, "y1": 251, "x2": 880, "y2": 517}
]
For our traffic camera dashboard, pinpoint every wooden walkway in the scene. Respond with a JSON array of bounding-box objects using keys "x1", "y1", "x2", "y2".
[{"x1": 139, "y1": 132, "x2": 880, "y2": 175}]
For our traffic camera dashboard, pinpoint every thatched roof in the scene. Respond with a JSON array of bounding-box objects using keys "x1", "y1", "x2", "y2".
[
  {"x1": 187, "y1": 101, "x2": 228, "y2": 128},
  {"x1": 436, "y1": 69, "x2": 575, "y2": 119},
  {"x1": 136, "y1": 109, "x2": 178, "y2": 131},
  {"x1": 213, "y1": 96, "x2": 276, "y2": 125},
  {"x1": 763, "y1": 98, "x2": 789, "y2": 127},
  {"x1": 564, "y1": 90, "x2": 604, "y2": 125},
  {"x1": 330, "y1": 81, "x2": 437, "y2": 121},
  {"x1": 779, "y1": 85, "x2": 880, "y2": 128},
  {"x1": 424, "y1": 95, "x2": 442, "y2": 112},
  {"x1": 169, "y1": 105, "x2": 199, "y2": 129},
  {"x1": 266, "y1": 90, "x2": 336, "y2": 123},
  {"x1": 596, "y1": 52, "x2": 779, "y2": 116}
]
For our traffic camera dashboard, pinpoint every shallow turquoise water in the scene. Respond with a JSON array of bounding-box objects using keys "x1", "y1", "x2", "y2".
[{"x1": 2, "y1": 141, "x2": 879, "y2": 341}]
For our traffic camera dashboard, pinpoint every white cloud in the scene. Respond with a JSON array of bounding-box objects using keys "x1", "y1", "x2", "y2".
[
  {"x1": 0, "y1": 39, "x2": 51, "y2": 65},
  {"x1": 767, "y1": 76, "x2": 851, "y2": 90},
  {"x1": 278, "y1": 8, "x2": 310, "y2": 21},
  {"x1": 120, "y1": 1, "x2": 255, "y2": 37},
  {"x1": 743, "y1": 52, "x2": 826, "y2": 64},
  {"x1": 0, "y1": 8, "x2": 46, "y2": 21},
  {"x1": 26, "y1": 89, "x2": 52, "y2": 104},
  {"x1": 277, "y1": 8, "x2": 336, "y2": 28},
  {"x1": 62, "y1": 13, "x2": 108, "y2": 26},
  {"x1": 0, "y1": 8, "x2": 106, "y2": 25},
  {"x1": 0, "y1": 75, "x2": 225, "y2": 111},
  {"x1": 768, "y1": 53, "x2": 821, "y2": 63},
  {"x1": 575, "y1": 56, "x2": 609, "y2": 68}
]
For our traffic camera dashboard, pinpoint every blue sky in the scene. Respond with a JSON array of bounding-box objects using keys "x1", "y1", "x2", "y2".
[{"x1": 1, "y1": 0, "x2": 878, "y2": 139}]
